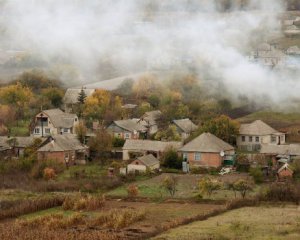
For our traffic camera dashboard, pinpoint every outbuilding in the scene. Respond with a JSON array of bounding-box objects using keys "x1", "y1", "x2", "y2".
[{"x1": 127, "y1": 154, "x2": 160, "y2": 173}]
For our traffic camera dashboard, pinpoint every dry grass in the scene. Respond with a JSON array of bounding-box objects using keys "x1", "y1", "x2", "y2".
[
  {"x1": 62, "y1": 194, "x2": 105, "y2": 211},
  {"x1": 0, "y1": 195, "x2": 65, "y2": 220},
  {"x1": 152, "y1": 205, "x2": 300, "y2": 240}
]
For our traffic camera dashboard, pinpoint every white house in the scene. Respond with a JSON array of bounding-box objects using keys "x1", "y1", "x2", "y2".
[
  {"x1": 127, "y1": 154, "x2": 160, "y2": 173},
  {"x1": 31, "y1": 109, "x2": 79, "y2": 137}
]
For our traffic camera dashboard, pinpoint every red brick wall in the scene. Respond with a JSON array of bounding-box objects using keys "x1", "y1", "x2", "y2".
[
  {"x1": 37, "y1": 151, "x2": 75, "y2": 165},
  {"x1": 278, "y1": 169, "x2": 293, "y2": 179},
  {"x1": 186, "y1": 152, "x2": 222, "y2": 168}
]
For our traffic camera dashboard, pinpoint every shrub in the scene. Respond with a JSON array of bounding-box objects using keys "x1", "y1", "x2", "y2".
[
  {"x1": 43, "y1": 168, "x2": 56, "y2": 180},
  {"x1": 160, "y1": 147, "x2": 182, "y2": 169},
  {"x1": 161, "y1": 175, "x2": 178, "y2": 197},
  {"x1": 127, "y1": 184, "x2": 139, "y2": 197},
  {"x1": 199, "y1": 177, "x2": 222, "y2": 197},
  {"x1": 112, "y1": 137, "x2": 125, "y2": 147},
  {"x1": 259, "y1": 183, "x2": 300, "y2": 203},
  {"x1": 190, "y1": 167, "x2": 208, "y2": 174},
  {"x1": 233, "y1": 179, "x2": 253, "y2": 199},
  {"x1": 249, "y1": 167, "x2": 264, "y2": 184},
  {"x1": 31, "y1": 160, "x2": 65, "y2": 179}
]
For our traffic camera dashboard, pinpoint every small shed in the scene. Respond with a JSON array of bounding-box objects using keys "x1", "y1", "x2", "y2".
[
  {"x1": 277, "y1": 163, "x2": 293, "y2": 180},
  {"x1": 127, "y1": 154, "x2": 160, "y2": 173}
]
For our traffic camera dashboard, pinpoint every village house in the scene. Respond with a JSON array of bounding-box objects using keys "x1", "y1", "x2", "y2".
[
  {"x1": 171, "y1": 119, "x2": 198, "y2": 140},
  {"x1": 250, "y1": 43, "x2": 286, "y2": 67},
  {"x1": 37, "y1": 134, "x2": 88, "y2": 165},
  {"x1": 179, "y1": 132, "x2": 235, "y2": 168},
  {"x1": 237, "y1": 120, "x2": 285, "y2": 152},
  {"x1": 0, "y1": 136, "x2": 46, "y2": 158},
  {"x1": 277, "y1": 163, "x2": 294, "y2": 180},
  {"x1": 31, "y1": 109, "x2": 79, "y2": 137},
  {"x1": 127, "y1": 154, "x2": 160, "y2": 174},
  {"x1": 139, "y1": 110, "x2": 162, "y2": 136},
  {"x1": 106, "y1": 119, "x2": 147, "y2": 140},
  {"x1": 62, "y1": 88, "x2": 95, "y2": 113},
  {"x1": 122, "y1": 139, "x2": 182, "y2": 160}
]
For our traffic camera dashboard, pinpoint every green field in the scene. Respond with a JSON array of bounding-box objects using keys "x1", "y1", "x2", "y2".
[{"x1": 153, "y1": 205, "x2": 300, "y2": 240}]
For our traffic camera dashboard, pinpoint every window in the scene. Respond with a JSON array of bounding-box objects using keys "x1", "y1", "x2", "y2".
[
  {"x1": 75, "y1": 118, "x2": 78, "y2": 122},
  {"x1": 249, "y1": 136, "x2": 253, "y2": 142},
  {"x1": 34, "y1": 128, "x2": 40, "y2": 134},
  {"x1": 271, "y1": 136, "x2": 277, "y2": 143},
  {"x1": 195, "y1": 152, "x2": 201, "y2": 161},
  {"x1": 125, "y1": 133, "x2": 130, "y2": 139},
  {"x1": 255, "y1": 136, "x2": 259, "y2": 142},
  {"x1": 45, "y1": 128, "x2": 50, "y2": 134},
  {"x1": 63, "y1": 128, "x2": 69, "y2": 133},
  {"x1": 183, "y1": 153, "x2": 188, "y2": 161},
  {"x1": 242, "y1": 136, "x2": 246, "y2": 142}
]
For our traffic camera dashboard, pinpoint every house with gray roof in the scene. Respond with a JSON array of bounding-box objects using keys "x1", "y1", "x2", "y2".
[
  {"x1": 63, "y1": 88, "x2": 95, "y2": 113},
  {"x1": 107, "y1": 119, "x2": 147, "y2": 140},
  {"x1": 237, "y1": 120, "x2": 285, "y2": 152},
  {"x1": 172, "y1": 118, "x2": 198, "y2": 140},
  {"x1": 122, "y1": 139, "x2": 182, "y2": 160},
  {"x1": 37, "y1": 134, "x2": 88, "y2": 165},
  {"x1": 127, "y1": 154, "x2": 160, "y2": 173},
  {"x1": 31, "y1": 109, "x2": 79, "y2": 137},
  {"x1": 0, "y1": 136, "x2": 46, "y2": 158},
  {"x1": 179, "y1": 132, "x2": 235, "y2": 168}
]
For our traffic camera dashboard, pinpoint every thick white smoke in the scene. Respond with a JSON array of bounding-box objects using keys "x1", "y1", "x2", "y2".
[{"x1": 0, "y1": 0, "x2": 299, "y2": 108}]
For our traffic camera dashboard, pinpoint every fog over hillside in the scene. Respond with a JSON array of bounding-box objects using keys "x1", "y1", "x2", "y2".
[{"x1": 0, "y1": 0, "x2": 299, "y2": 108}]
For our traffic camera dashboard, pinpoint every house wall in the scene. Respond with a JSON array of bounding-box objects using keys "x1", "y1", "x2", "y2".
[
  {"x1": 37, "y1": 150, "x2": 76, "y2": 165},
  {"x1": 32, "y1": 112, "x2": 76, "y2": 137},
  {"x1": 237, "y1": 134, "x2": 285, "y2": 151},
  {"x1": 127, "y1": 164, "x2": 147, "y2": 173},
  {"x1": 122, "y1": 149, "x2": 161, "y2": 160},
  {"x1": 278, "y1": 169, "x2": 293, "y2": 179},
  {"x1": 181, "y1": 151, "x2": 234, "y2": 168},
  {"x1": 107, "y1": 124, "x2": 139, "y2": 140}
]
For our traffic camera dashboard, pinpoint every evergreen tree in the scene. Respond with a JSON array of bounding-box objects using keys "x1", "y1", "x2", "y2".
[{"x1": 77, "y1": 88, "x2": 87, "y2": 104}]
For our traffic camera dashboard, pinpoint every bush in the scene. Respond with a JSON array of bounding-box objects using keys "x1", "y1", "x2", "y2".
[
  {"x1": 249, "y1": 167, "x2": 264, "y2": 184},
  {"x1": 190, "y1": 167, "x2": 208, "y2": 174},
  {"x1": 259, "y1": 183, "x2": 300, "y2": 203},
  {"x1": 127, "y1": 184, "x2": 139, "y2": 197},
  {"x1": 160, "y1": 147, "x2": 182, "y2": 169},
  {"x1": 112, "y1": 137, "x2": 125, "y2": 147},
  {"x1": 199, "y1": 177, "x2": 222, "y2": 197},
  {"x1": 31, "y1": 160, "x2": 65, "y2": 179},
  {"x1": 43, "y1": 168, "x2": 56, "y2": 180}
]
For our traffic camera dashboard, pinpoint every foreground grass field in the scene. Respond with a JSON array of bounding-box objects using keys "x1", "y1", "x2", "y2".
[
  {"x1": 153, "y1": 205, "x2": 300, "y2": 240},
  {"x1": 108, "y1": 173, "x2": 258, "y2": 200},
  {"x1": 0, "y1": 199, "x2": 225, "y2": 240}
]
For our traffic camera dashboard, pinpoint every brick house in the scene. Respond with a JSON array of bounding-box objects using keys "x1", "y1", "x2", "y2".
[
  {"x1": 31, "y1": 109, "x2": 79, "y2": 137},
  {"x1": 237, "y1": 120, "x2": 285, "y2": 152},
  {"x1": 179, "y1": 132, "x2": 235, "y2": 168},
  {"x1": 37, "y1": 134, "x2": 88, "y2": 165}
]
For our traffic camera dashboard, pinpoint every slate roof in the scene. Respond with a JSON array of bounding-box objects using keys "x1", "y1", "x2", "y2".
[
  {"x1": 136, "y1": 154, "x2": 159, "y2": 167},
  {"x1": 112, "y1": 119, "x2": 147, "y2": 133},
  {"x1": 239, "y1": 120, "x2": 282, "y2": 136},
  {"x1": 172, "y1": 119, "x2": 197, "y2": 133},
  {"x1": 38, "y1": 134, "x2": 86, "y2": 152},
  {"x1": 179, "y1": 132, "x2": 234, "y2": 153},
  {"x1": 260, "y1": 144, "x2": 300, "y2": 156},
  {"x1": 0, "y1": 136, "x2": 45, "y2": 148},
  {"x1": 42, "y1": 109, "x2": 77, "y2": 128},
  {"x1": 123, "y1": 139, "x2": 182, "y2": 152},
  {"x1": 63, "y1": 88, "x2": 95, "y2": 104}
]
